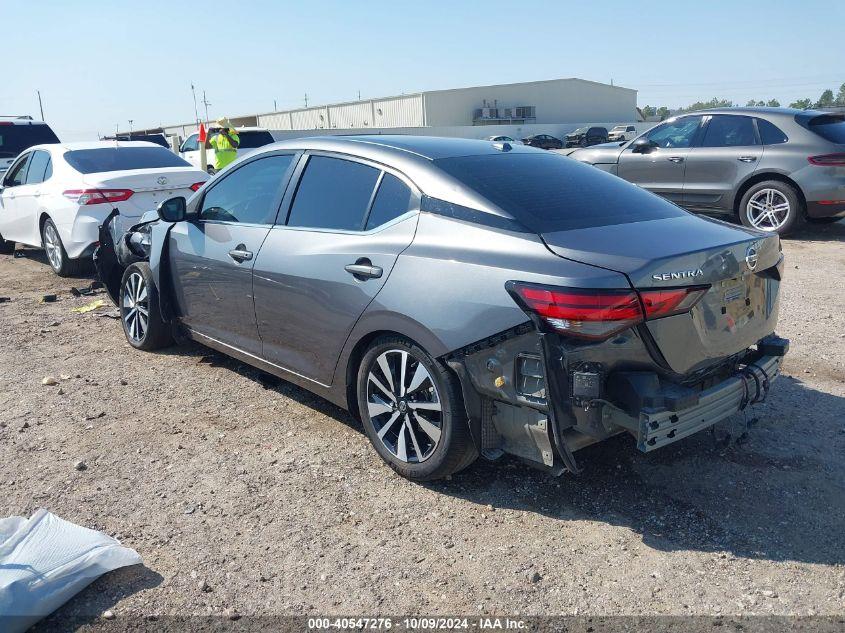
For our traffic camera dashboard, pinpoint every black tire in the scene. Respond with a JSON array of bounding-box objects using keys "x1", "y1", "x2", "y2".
[
  {"x1": 0, "y1": 233, "x2": 14, "y2": 254},
  {"x1": 41, "y1": 218, "x2": 85, "y2": 276},
  {"x1": 738, "y1": 180, "x2": 804, "y2": 235},
  {"x1": 119, "y1": 262, "x2": 173, "y2": 351},
  {"x1": 357, "y1": 336, "x2": 477, "y2": 481}
]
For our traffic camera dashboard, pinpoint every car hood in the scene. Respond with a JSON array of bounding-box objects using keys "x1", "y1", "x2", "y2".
[{"x1": 568, "y1": 142, "x2": 627, "y2": 163}]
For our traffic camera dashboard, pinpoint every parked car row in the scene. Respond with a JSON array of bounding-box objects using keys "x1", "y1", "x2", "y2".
[
  {"x1": 567, "y1": 107, "x2": 845, "y2": 234},
  {"x1": 519, "y1": 127, "x2": 613, "y2": 150},
  {"x1": 89, "y1": 135, "x2": 789, "y2": 482}
]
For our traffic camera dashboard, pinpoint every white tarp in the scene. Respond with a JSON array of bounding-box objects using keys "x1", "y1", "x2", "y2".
[{"x1": 0, "y1": 509, "x2": 142, "y2": 632}]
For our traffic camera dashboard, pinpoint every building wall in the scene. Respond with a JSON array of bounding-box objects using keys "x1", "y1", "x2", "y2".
[
  {"x1": 257, "y1": 94, "x2": 424, "y2": 130},
  {"x1": 423, "y1": 78, "x2": 637, "y2": 126}
]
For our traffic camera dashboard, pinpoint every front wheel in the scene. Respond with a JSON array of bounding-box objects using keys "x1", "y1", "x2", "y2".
[
  {"x1": 357, "y1": 337, "x2": 477, "y2": 481},
  {"x1": 739, "y1": 181, "x2": 804, "y2": 235},
  {"x1": 120, "y1": 262, "x2": 173, "y2": 351}
]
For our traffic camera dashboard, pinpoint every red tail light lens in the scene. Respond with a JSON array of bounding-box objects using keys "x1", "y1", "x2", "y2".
[
  {"x1": 808, "y1": 153, "x2": 845, "y2": 166},
  {"x1": 507, "y1": 283, "x2": 643, "y2": 340},
  {"x1": 62, "y1": 189, "x2": 134, "y2": 205},
  {"x1": 189, "y1": 181, "x2": 205, "y2": 192},
  {"x1": 639, "y1": 286, "x2": 708, "y2": 319},
  {"x1": 507, "y1": 282, "x2": 709, "y2": 340}
]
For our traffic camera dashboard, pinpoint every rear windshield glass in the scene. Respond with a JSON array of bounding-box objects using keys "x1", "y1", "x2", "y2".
[
  {"x1": 237, "y1": 131, "x2": 275, "y2": 149},
  {"x1": 0, "y1": 124, "x2": 59, "y2": 158},
  {"x1": 64, "y1": 147, "x2": 190, "y2": 173},
  {"x1": 434, "y1": 152, "x2": 687, "y2": 232},
  {"x1": 798, "y1": 114, "x2": 845, "y2": 144}
]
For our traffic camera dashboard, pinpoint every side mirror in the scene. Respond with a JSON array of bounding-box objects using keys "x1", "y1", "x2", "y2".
[
  {"x1": 157, "y1": 196, "x2": 187, "y2": 222},
  {"x1": 631, "y1": 138, "x2": 657, "y2": 154}
]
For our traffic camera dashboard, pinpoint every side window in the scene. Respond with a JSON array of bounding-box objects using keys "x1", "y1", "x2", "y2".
[
  {"x1": 4, "y1": 153, "x2": 31, "y2": 187},
  {"x1": 180, "y1": 134, "x2": 199, "y2": 152},
  {"x1": 700, "y1": 115, "x2": 758, "y2": 147},
  {"x1": 644, "y1": 117, "x2": 702, "y2": 148},
  {"x1": 200, "y1": 155, "x2": 294, "y2": 224},
  {"x1": 756, "y1": 118, "x2": 788, "y2": 145},
  {"x1": 627, "y1": 126, "x2": 636, "y2": 132},
  {"x1": 287, "y1": 156, "x2": 380, "y2": 230},
  {"x1": 25, "y1": 151, "x2": 51, "y2": 185},
  {"x1": 365, "y1": 173, "x2": 413, "y2": 230}
]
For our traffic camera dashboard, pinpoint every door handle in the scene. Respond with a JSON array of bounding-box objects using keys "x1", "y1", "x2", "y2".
[
  {"x1": 737, "y1": 156, "x2": 758, "y2": 163},
  {"x1": 667, "y1": 156, "x2": 685, "y2": 163},
  {"x1": 345, "y1": 260, "x2": 383, "y2": 280},
  {"x1": 228, "y1": 245, "x2": 253, "y2": 263}
]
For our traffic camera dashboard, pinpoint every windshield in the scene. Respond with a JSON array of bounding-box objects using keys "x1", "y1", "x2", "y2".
[
  {"x1": 434, "y1": 152, "x2": 687, "y2": 232},
  {"x1": 611, "y1": 126, "x2": 625, "y2": 131},
  {"x1": 0, "y1": 124, "x2": 59, "y2": 158},
  {"x1": 64, "y1": 147, "x2": 191, "y2": 173},
  {"x1": 571, "y1": 127, "x2": 588, "y2": 134}
]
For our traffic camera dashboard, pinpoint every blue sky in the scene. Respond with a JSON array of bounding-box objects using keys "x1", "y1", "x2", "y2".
[{"x1": 2, "y1": 0, "x2": 843, "y2": 140}]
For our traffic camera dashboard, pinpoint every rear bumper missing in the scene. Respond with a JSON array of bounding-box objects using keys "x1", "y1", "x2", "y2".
[{"x1": 603, "y1": 353, "x2": 784, "y2": 452}]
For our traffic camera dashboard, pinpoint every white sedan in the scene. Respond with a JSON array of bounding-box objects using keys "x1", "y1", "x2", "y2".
[{"x1": 0, "y1": 141, "x2": 209, "y2": 276}]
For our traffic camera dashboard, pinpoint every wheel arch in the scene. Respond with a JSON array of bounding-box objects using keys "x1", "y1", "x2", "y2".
[{"x1": 733, "y1": 172, "x2": 807, "y2": 217}]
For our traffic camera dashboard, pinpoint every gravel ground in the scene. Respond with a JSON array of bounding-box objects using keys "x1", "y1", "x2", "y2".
[{"x1": 1, "y1": 221, "x2": 844, "y2": 631}]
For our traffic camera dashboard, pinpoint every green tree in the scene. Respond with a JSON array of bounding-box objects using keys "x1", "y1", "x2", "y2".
[
  {"x1": 656, "y1": 107, "x2": 671, "y2": 120},
  {"x1": 815, "y1": 89, "x2": 835, "y2": 108},
  {"x1": 789, "y1": 98, "x2": 813, "y2": 109},
  {"x1": 766, "y1": 99, "x2": 780, "y2": 107},
  {"x1": 680, "y1": 97, "x2": 733, "y2": 113},
  {"x1": 746, "y1": 99, "x2": 763, "y2": 107},
  {"x1": 835, "y1": 83, "x2": 845, "y2": 106},
  {"x1": 641, "y1": 105, "x2": 656, "y2": 118}
]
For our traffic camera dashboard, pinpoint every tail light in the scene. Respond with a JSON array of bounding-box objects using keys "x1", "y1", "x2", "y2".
[
  {"x1": 63, "y1": 189, "x2": 133, "y2": 205},
  {"x1": 807, "y1": 153, "x2": 845, "y2": 166},
  {"x1": 189, "y1": 182, "x2": 205, "y2": 192},
  {"x1": 507, "y1": 282, "x2": 708, "y2": 341}
]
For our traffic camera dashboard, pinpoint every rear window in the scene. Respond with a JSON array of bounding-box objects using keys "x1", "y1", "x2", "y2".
[
  {"x1": 798, "y1": 114, "x2": 845, "y2": 144},
  {"x1": 64, "y1": 147, "x2": 190, "y2": 173},
  {"x1": 237, "y1": 131, "x2": 275, "y2": 149},
  {"x1": 0, "y1": 124, "x2": 59, "y2": 158},
  {"x1": 434, "y1": 152, "x2": 687, "y2": 232}
]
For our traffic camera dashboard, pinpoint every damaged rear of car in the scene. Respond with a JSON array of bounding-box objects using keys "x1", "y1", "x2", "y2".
[{"x1": 93, "y1": 137, "x2": 788, "y2": 481}]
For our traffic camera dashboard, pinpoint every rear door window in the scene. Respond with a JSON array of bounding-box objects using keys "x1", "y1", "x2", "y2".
[
  {"x1": 700, "y1": 115, "x2": 758, "y2": 147},
  {"x1": 200, "y1": 154, "x2": 294, "y2": 224},
  {"x1": 286, "y1": 155, "x2": 380, "y2": 230},
  {"x1": 364, "y1": 173, "x2": 412, "y2": 230},
  {"x1": 25, "y1": 150, "x2": 51, "y2": 184},
  {"x1": 434, "y1": 152, "x2": 686, "y2": 232},
  {"x1": 64, "y1": 147, "x2": 190, "y2": 173}
]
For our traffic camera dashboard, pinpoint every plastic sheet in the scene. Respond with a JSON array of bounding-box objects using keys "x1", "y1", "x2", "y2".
[{"x1": 0, "y1": 509, "x2": 142, "y2": 632}]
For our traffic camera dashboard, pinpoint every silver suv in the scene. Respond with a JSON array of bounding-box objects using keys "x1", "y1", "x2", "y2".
[{"x1": 568, "y1": 107, "x2": 845, "y2": 234}]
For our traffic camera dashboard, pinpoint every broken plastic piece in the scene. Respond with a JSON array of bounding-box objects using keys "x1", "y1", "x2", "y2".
[
  {"x1": 0, "y1": 509, "x2": 142, "y2": 633},
  {"x1": 41, "y1": 294, "x2": 57, "y2": 303},
  {"x1": 71, "y1": 299, "x2": 105, "y2": 313}
]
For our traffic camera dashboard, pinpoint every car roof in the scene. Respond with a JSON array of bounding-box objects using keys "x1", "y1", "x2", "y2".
[
  {"x1": 25, "y1": 140, "x2": 163, "y2": 153},
  {"x1": 676, "y1": 106, "x2": 828, "y2": 120},
  {"x1": 0, "y1": 116, "x2": 51, "y2": 125}
]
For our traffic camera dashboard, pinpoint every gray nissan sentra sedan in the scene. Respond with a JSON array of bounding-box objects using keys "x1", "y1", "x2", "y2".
[{"x1": 95, "y1": 136, "x2": 789, "y2": 481}]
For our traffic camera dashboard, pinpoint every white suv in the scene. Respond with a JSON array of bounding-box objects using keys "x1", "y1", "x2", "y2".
[
  {"x1": 0, "y1": 117, "x2": 60, "y2": 176},
  {"x1": 607, "y1": 125, "x2": 637, "y2": 141},
  {"x1": 178, "y1": 127, "x2": 280, "y2": 173}
]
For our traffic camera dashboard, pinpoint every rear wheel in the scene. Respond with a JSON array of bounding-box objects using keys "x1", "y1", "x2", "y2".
[
  {"x1": 42, "y1": 218, "x2": 84, "y2": 276},
  {"x1": 739, "y1": 181, "x2": 804, "y2": 235},
  {"x1": 357, "y1": 336, "x2": 477, "y2": 481},
  {"x1": 120, "y1": 262, "x2": 173, "y2": 351}
]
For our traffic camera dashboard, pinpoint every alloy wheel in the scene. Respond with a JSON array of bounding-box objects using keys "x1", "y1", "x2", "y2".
[
  {"x1": 43, "y1": 223, "x2": 62, "y2": 271},
  {"x1": 366, "y1": 349, "x2": 442, "y2": 463},
  {"x1": 122, "y1": 272, "x2": 149, "y2": 343},
  {"x1": 746, "y1": 188, "x2": 791, "y2": 231}
]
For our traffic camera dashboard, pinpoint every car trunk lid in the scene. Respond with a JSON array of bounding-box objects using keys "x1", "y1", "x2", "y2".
[
  {"x1": 541, "y1": 215, "x2": 782, "y2": 375},
  {"x1": 81, "y1": 167, "x2": 207, "y2": 219}
]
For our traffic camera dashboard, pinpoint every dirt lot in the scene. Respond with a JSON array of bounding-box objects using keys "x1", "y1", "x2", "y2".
[{"x1": 1, "y1": 222, "x2": 844, "y2": 630}]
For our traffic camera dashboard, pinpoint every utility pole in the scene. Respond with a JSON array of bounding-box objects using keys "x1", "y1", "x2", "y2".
[
  {"x1": 128, "y1": 120, "x2": 133, "y2": 135},
  {"x1": 357, "y1": 90, "x2": 361, "y2": 101},
  {"x1": 273, "y1": 99, "x2": 277, "y2": 111},
  {"x1": 304, "y1": 93, "x2": 309, "y2": 108},
  {"x1": 37, "y1": 90, "x2": 45, "y2": 121},
  {"x1": 191, "y1": 83, "x2": 200, "y2": 126},
  {"x1": 201, "y1": 90, "x2": 211, "y2": 125}
]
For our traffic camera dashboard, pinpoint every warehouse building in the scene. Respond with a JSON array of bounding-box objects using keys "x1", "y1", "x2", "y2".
[{"x1": 127, "y1": 78, "x2": 638, "y2": 142}]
